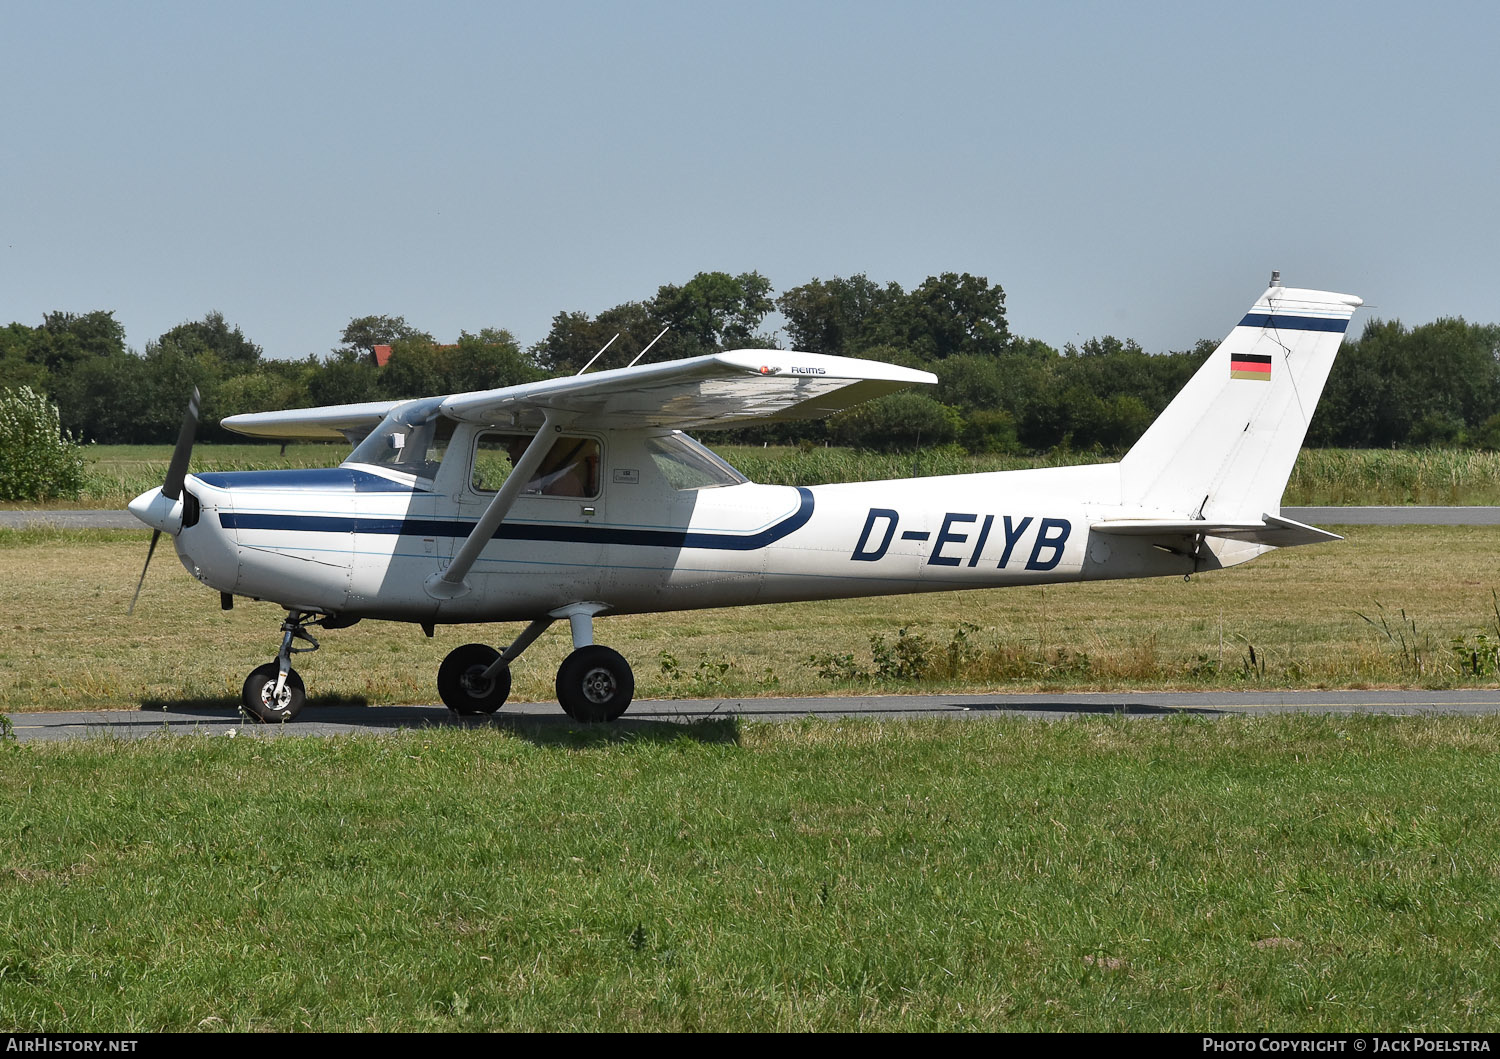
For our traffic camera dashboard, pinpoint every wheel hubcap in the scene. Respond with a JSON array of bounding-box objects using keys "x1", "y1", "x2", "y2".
[
  {"x1": 460, "y1": 666, "x2": 493, "y2": 698},
  {"x1": 581, "y1": 666, "x2": 616, "y2": 704},
  {"x1": 260, "y1": 681, "x2": 291, "y2": 710}
]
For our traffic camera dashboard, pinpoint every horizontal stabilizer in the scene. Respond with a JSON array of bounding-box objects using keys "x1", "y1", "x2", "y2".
[{"x1": 1092, "y1": 513, "x2": 1342, "y2": 548}]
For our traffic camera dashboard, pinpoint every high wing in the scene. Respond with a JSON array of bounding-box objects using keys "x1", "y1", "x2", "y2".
[
  {"x1": 219, "y1": 399, "x2": 406, "y2": 442},
  {"x1": 222, "y1": 350, "x2": 937, "y2": 440},
  {"x1": 440, "y1": 350, "x2": 935, "y2": 431}
]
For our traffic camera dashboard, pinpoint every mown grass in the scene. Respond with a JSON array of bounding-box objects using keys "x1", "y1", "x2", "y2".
[
  {"x1": 3, "y1": 715, "x2": 1500, "y2": 1031},
  {"x1": 7, "y1": 443, "x2": 1500, "y2": 509},
  {"x1": 1, "y1": 525, "x2": 1498, "y2": 714}
]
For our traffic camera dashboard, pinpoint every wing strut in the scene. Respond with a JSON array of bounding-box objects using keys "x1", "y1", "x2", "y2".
[{"x1": 424, "y1": 411, "x2": 562, "y2": 599}]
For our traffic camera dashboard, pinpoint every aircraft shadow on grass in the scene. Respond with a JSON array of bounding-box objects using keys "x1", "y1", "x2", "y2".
[
  {"x1": 134, "y1": 695, "x2": 742, "y2": 746},
  {"x1": 135, "y1": 694, "x2": 1222, "y2": 726},
  {"x1": 956, "y1": 700, "x2": 1223, "y2": 716}
]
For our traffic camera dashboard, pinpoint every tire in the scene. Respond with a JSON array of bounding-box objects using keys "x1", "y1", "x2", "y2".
[
  {"x1": 242, "y1": 663, "x2": 306, "y2": 723},
  {"x1": 555, "y1": 645, "x2": 634, "y2": 723},
  {"x1": 437, "y1": 643, "x2": 511, "y2": 714}
]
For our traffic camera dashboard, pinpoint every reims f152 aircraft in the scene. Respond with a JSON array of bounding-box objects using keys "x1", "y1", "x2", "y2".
[{"x1": 128, "y1": 277, "x2": 1361, "y2": 723}]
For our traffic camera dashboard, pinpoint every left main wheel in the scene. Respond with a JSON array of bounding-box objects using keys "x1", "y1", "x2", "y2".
[
  {"x1": 242, "y1": 663, "x2": 305, "y2": 723},
  {"x1": 437, "y1": 643, "x2": 511, "y2": 714}
]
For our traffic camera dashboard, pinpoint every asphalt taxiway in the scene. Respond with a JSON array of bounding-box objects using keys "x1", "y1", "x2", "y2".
[{"x1": 9, "y1": 689, "x2": 1500, "y2": 743}]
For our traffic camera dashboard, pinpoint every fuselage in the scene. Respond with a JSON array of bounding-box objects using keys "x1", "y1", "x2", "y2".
[{"x1": 153, "y1": 423, "x2": 1261, "y2": 626}]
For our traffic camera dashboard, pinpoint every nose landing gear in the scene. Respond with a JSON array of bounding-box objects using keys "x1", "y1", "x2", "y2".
[{"x1": 240, "y1": 611, "x2": 323, "y2": 723}]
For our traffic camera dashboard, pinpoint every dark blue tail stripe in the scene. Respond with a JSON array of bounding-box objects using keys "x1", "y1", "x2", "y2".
[
  {"x1": 1238, "y1": 313, "x2": 1349, "y2": 333},
  {"x1": 220, "y1": 487, "x2": 814, "y2": 551}
]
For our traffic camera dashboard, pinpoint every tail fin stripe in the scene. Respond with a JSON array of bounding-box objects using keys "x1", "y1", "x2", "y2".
[{"x1": 1238, "y1": 313, "x2": 1349, "y2": 333}]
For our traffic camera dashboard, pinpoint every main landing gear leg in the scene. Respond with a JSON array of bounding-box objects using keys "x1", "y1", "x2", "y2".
[
  {"x1": 436, "y1": 604, "x2": 634, "y2": 723},
  {"x1": 241, "y1": 610, "x2": 320, "y2": 723},
  {"x1": 551, "y1": 603, "x2": 634, "y2": 724}
]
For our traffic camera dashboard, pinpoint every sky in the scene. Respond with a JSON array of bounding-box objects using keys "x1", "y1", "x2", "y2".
[{"x1": 3, "y1": 1, "x2": 1497, "y2": 361}]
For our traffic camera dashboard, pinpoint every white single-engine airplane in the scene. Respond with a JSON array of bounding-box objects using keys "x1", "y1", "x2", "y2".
[{"x1": 128, "y1": 277, "x2": 1361, "y2": 722}]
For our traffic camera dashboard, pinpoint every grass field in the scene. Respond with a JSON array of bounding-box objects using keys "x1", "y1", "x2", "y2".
[
  {"x1": 4, "y1": 715, "x2": 1500, "y2": 1031},
  {"x1": 4, "y1": 513, "x2": 1500, "y2": 1030},
  {"x1": 7, "y1": 443, "x2": 1500, "y2": 509},
  {"x1": 1, "y1": 524, "x2": 1498, "y2": 715}
]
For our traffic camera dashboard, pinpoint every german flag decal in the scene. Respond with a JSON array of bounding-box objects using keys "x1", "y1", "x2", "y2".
[{"x1": 1230, "y1": 353, "x2": 1272, "y2": 381}]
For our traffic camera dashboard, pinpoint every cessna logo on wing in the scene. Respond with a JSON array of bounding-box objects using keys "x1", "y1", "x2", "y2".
[{"x1": 850, "y1": 508, "x2": 1072, "y2": 571}]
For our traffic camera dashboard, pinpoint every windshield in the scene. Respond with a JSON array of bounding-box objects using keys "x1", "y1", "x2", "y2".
[
  {"x1": 345, "y1": 410, "x2": 455, "y2": 483},
  {"x1": 645, "y1": 432, "x2": 748, "y2": 490}
]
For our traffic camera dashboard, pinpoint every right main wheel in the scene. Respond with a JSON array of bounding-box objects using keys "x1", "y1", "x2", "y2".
[
  {"x1": 555, "y1": 645, "x2": 634, "y2": 723},
  {"x1": 437, "y1": 643, "x2": 511, "y2": 714}
]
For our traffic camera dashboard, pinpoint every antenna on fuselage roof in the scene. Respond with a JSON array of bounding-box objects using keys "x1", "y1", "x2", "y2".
[
  {"x1": 575, "y1": 332, "x2": 620, "y2": 376},
  {"x1": 626, "y1": 326, "x2": 670, "y2": 368}
]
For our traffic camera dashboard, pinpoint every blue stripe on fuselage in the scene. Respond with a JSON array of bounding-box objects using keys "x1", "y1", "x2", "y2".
[
  {"x1": 1237, "y1": 313, "x2": 1349, "y2": 333},
  {"x1": 219, "y1": 487, "x2": 815, "y2": 551}
]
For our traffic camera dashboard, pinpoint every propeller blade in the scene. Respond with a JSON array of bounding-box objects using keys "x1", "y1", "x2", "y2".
[
  {"x1": 162, "y1": 386, "x2": 201, "y2": 502},
  {"x1": 128, "y1": 529, "x2": 161, "y2": 616},
  {"x1": 130, "y1": 387, "x2": 198, "y2": 614}
]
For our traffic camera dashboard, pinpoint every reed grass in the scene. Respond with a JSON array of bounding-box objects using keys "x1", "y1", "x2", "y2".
[{"x1": 7, "y1": 443, "x2": 1499, "y2": 510}]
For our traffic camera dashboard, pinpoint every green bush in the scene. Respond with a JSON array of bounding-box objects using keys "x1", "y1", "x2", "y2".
[
  {"x1": 827, "y1": 391, "x2": 961, "y2": 451},
  {"x1": 1472, "y1": 413, "x2": 1500, "y2": 452},
  {"x1": 960, "y1": 408, "x2": 1021, "y2": 454},
  {"x1": 0, "y1": 385, "x2": 86, "y2": 501}
]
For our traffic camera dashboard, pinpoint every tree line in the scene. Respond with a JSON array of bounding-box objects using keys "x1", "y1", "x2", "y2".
[{"x1": 3, "y1": 271, "x2": 1498, "y2": 452}]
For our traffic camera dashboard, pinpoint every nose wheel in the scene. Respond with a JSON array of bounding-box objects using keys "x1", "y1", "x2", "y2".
[
  {"x1": 242, "y1": 663, "x2": 306, "y2": 723},
  {"x1": 240, "y1": 610, "x2": 321, "y2": 723}
]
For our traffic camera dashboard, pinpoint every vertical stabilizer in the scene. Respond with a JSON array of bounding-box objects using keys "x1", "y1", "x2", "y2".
[{"x1": 1118, "y1": 283, "x2": 1361, "y2": 520}]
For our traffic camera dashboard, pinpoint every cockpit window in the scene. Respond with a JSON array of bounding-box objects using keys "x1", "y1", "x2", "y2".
[
  {"x1": 344, "y1": 412, "x2": 455, "y2": 483},
  {"x1": 645, "y1": 432, "x2": 748, "y2": 490},
  {"x1": 472, "y1": 432, "x2": 601, "y2": 498}
]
